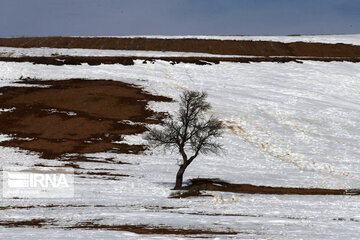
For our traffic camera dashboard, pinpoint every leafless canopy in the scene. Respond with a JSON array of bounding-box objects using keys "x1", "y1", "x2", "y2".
[{"x1": 145, "y1": 90, "x2": 224, "y2": 188}]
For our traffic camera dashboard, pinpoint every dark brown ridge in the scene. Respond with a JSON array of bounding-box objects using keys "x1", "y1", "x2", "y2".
[{"x1": 1, "y1": 37, "x2": 360, "y2": 57}]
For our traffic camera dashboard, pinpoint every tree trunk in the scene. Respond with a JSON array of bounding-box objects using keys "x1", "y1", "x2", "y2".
[{"x1": 174, "y1": 163, "x2": 188, "y2": 189}]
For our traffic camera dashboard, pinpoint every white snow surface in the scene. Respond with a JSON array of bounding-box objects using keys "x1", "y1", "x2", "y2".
[
  {"x1": 0, "y1": 47, "x2": 360, "y2": 239},
  {"x1": 0, "y1": 47, "x2": 250, "y2": 58},
  {"x1": 0, "y1": 46, "x2": 343, "y2": 59}
]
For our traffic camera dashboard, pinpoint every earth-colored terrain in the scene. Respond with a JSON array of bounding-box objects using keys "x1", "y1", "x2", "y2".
[{"x1": 0, "y1": 79, "x2": 170, "y2": 159}]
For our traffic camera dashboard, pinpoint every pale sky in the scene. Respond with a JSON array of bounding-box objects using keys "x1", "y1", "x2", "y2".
[{"x1": 0, "y1": 0, "x2": 359, "y2": 37}]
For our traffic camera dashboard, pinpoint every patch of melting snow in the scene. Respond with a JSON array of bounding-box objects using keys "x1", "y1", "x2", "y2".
[
  {"x1": 0, "y1": 134, "x2": 11, "y2": 142},
  {"x1": 114, "y1": 134, "x2": 147, "y2": 145},
  {"x1": 14, "y1": 137, "x2": 34, "y2": 141},
  {"x1": 0, "y1": 107, "x2": 16, "y2": 113},
  {"x1": 42, "y1": 108, "x2": 77, "y2": 116},
  {"x1": 117, "y1": 120, "x2": 143, "y2": 125}
]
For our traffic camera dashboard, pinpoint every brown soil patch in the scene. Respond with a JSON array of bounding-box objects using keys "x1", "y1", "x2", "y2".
[
  {"x1": 77, "y1": 171, "x2": 130, "y2": 180},
  {"x1": 1, "y1": 37, "x2": 360, "y2": 57},
  {"x1": 0, "y1": 204, "x2": 90, "y2": 210},
  {"x1": 0, "y1": 219, "x2": 52, "y2": 228},
  {"x1": 84, "y1": 171, "x2": 129, "y2": 177},
  {"x1": 182, "y1": 178, "x2": 360, "y2": 195},
  {"x1": 0, "y1": 56, "x2": 135, "y2": 66},
  {"x1": 34, "y1": 162, "x2": 81, "y2": 169},
  {"x1": 0, "y1": 79, "x2": 171, "y2": 159},
  {"x1": 142, "y1": 206, "x2": 182, "y2": 210},
  {"x1": 168, "y1": 211, "x2": 262, "y2": 217},
  {"x1": 169, "y1": 190, "x2": 213, "y2": 199},
  {"x1": 67, "y1": 223, "x2": 238, "y2": 236}
]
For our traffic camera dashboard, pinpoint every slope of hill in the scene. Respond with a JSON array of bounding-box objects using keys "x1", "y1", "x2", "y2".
[{"x1": 0, "y1": 35, "x2": 359, "y2": 239}]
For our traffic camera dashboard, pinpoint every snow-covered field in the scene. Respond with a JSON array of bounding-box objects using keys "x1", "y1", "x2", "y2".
[
  {"x1": 1, "y1": 39, "x2": 360, "y2": 239},
  {"x1": 0, "y1": 47, "x2": 250, "y2": 58},
  {"x1": 0, "y1": 47, "x2": 336, "y2": 59}
]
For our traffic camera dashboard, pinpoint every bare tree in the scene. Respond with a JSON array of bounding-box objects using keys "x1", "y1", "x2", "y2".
[{"x1": 145, "y1": 90, "x2": 224, "y2": 189}]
